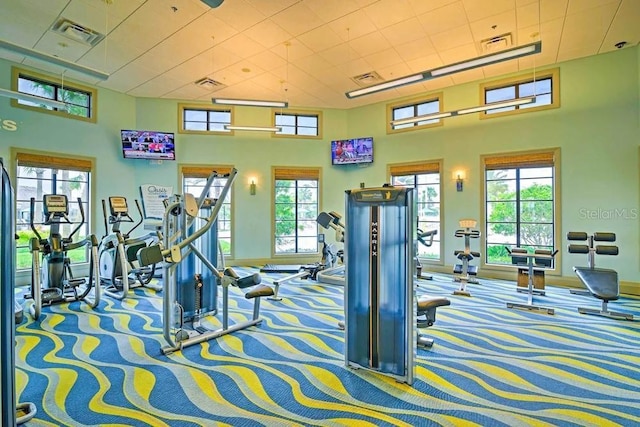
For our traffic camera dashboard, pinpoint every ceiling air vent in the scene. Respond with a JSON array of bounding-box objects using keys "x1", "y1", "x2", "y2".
[
  {"x1": 480, "y1": 33, "x2": 513, "y2": 53},
  {"x1": 351, "y1": 71, "x2": 384, "y2": 87},
  {"x1": 51, "y1": 18, "x2": 105, "y2": 46},
  {"x1": 194, "y1": 77, "x2": 226, "y2": 90}
]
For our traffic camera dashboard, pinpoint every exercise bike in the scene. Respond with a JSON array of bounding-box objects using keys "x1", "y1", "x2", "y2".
[
  {"x1": 99, "y1": 196, "x2": 160, "y2": 300},
  {"x1": 452, "y1": 219, "x2": 481, "y2": 296},
  {"x1": 26, "y1": 194, "x2": 100, "y2": 320}
]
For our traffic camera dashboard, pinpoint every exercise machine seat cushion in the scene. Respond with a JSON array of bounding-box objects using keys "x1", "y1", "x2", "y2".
[
  {"x1": 245, "y1": 284, "x2": 274, "y2": 299},
  {"x1": 454, "y1": 251, "x2": 480, "y2": 260},
  {"x1": 417, "y1": 296, "x2": 451, "y2": 312},
  {"x1": 573, "y1": 267, "x2": 619, "y2": 301}
]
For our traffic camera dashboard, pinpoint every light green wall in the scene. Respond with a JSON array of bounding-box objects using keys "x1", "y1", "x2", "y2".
[{"x1": 0, "y1": 47, "x2": 638, "y2": 284}]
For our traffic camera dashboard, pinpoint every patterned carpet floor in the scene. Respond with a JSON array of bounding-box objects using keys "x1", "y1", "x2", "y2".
[{"x1": 14, "y1": 268, "x2": 640, "y2": 427}]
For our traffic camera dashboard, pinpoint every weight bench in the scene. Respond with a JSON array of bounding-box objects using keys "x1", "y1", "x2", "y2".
[{"x1": 567, "y1": 231, "x2": 634, "y2": 321}]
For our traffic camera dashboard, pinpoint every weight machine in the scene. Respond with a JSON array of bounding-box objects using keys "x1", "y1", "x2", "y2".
[
  {"x1": 1, "y1": 158, "x2": 36, "y2": 426},
  {"x1": 343, "y1": 185, "x2": 416, "y2": 384},
  {"x1": 99, "y1": 196, "x2": 159, "y2": 299},
  {"x1": 26, "y1": 195, "x2": 100, "y2": 320},
  {"x1": 268, "y1": 210, "x2": 347, "y2": 300},
  {"x1": 137, "y1": 169, "x2": 274, "y2": 354}
]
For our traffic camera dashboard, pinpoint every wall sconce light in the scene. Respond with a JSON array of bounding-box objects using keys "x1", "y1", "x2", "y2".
[
  {"x1": 250, "y1": 179, "x2": 256, "y2": 195},
  {"x1": 454, "y1": 170, "x2": 466, "y2": 192}
]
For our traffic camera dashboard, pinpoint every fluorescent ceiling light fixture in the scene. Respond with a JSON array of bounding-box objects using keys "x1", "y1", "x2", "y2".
[
  {"x1": 346, "y1": 73, "x2": 427, "y2": 99},
  {"x1": 431, "y1": 41, "x2": 542, "y2": 77},
  {"x1": 225, "y1": 125, "x2": 282, "y2": 132},
  {"x1": 0, "y1": 87, "x2": 67, "y2": 110},
  {"x1": 0, "y1": 39, "x2": 109, "y2": 81},
  {"x1": 456, "y1": 97, "x2": 536, "y2": 114},
  {"x1": 390, "y1": 97, "x2": 536, "y2": 127},
  {"x1": 391, "y1": 112, "x2": 453, "y2": 126},
  {"x1": 347, "y1": 41, "x2": 542, "y2": 100},
  {"x1": 213, "y1": 98, "x2": 288, "y2": 108}
]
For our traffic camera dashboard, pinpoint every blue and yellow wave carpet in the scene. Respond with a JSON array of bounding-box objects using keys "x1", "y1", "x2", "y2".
[{"x1": 15, "y1": 269, "x2": 640, "y2": 426}]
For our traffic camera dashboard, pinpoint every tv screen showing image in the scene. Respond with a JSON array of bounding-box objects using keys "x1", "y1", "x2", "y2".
[
  {"x1": 331, "y1": 137, "x2": 373, "y2": 165},
  {"x1": 121, "y1": 130, "x2": 175, "y2": 161}
]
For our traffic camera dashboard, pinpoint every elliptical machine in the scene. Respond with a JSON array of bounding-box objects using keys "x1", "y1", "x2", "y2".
[
  {"x1": 27, "y1": 194, "x2": 100, "y2": 320},
  {"x1": 99, "y1": 196, "x2": 159, "y2": 299}
]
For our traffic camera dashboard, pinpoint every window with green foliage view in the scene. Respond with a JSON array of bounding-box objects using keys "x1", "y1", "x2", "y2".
[
  {"x1": 485, "y1": 166, "x2": 554, "y2": 264},
  {"x1": 15, "y1": 166, "x2": 91, "y2": 270},
  {"x1": 391, "y1": 172, "x2": 441, "y2": 260},
  {"x1": 274, "y1": 179, "x2": 318, "y2": 254},
  {"x1": 183, "y1": 176, "x2": 232, "y2": 256},
  {"x1": 17, "y1": 74, "x2": 93, "y2": 119}
]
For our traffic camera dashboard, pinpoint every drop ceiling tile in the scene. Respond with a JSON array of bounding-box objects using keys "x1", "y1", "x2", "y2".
[
  {"x1": 317, "y1": 43, "x2": 360, "y2": 67},
  {"x1": 364, "y1": 48, "x2": 404, "y2": 71},
  {"x1": 560, "y1": 4, "x2": 618, "y2": 50},
  {"x1": 0, "y1": 0, "x2": 65, "y2": 43},
  {"x1": 105, "y1": 61, "x2": 159, "y2": 93},
  {"x1": 422, "y1": 76, "x2": 455, "y2": 93},
  {"x1": 163, "y1": 84, "x2": 219, "y2": 101},
  {"x1": 556, "y1": 44, "x2": 600, "y2": 63},
  {"x1": 430, "y1": 24, "x2": 475, "y2": 52},
  {"x1": 437, "y1": 43, "x2": 480, "y2": 65},
  {"x1": 297, "y1": 25, "x2": 344, "y2": 53},
  {"x1": 462, "y1": 0, "x2": 514, "y2": 22},
  {"x1": 567, "y1": 0, "x2": 620, "y2": 15},
  {"x1": 327, "y1": 10, "x2": 378, "y2": 41},
  {"x1": 599, "y1": 0, "x2": 640, "y2": 53},
  {"x1": 417, "y1": 2, "x2": 469, "y2": 36},
  {"x1": 244, "y1": 0, "x2": 302, "y2": 17},
  {"x1": 244, "y1": 19, "x2": 293, "y2": 49},
  {"x1": 375, "y1": 62, "x2": 414, "y2": 81},
  {"x1": 408, "y1": 0, "x2": 460, "y2": 16},
  {"x1": 481, "y1": 61, "x2": 519, "y2": 78},
  {"x1": 395, "y1": 36, "x2": 437, "y2": 62},
  {"x1": 270, "y1": 38, "x2": 314, "y2": 61},
  {"x1": 363, "y1": 0, "x2": 417, "y2": 29},
  {"x1": 250, "y1": 50, "x2": 288, "y2": 73},
  {"x1": 218, "y1": 33, "x2": 265, "y2": 59},
  {"x1": 302, "y1": 0, "x2": 361, "y2": 22},
  {"x1": 405, "y1": 53, "x2": 445, "y2": 73},
  {"x1": 210, "y1": 0, "x2": 266, "y2": 32},
  {"x1": 33, "y1": 33, "x2": 89, "y2": 62},
  {"x1": 271, "y1": 3, "x2": 324, "y2": 36},
  {"x1": 188, "y1": 14, "x2": 239, "y2": 46},
  {"x1": 469, "y1": 10, "x2": 517, "y2": 43},
  {"x1": 294, "y1": 54, "x2": 334, "y2": 78},
  {"x1": 349, "y1": 32, "x2": 392, "y2": 57},
  {"x1": 380, "y1": 18, "x2": 429, "y2": 46},
  {"x1": 450, "y1": 68, "x2": 485, "y2": 85},
  {"x1": 128, "y1": 74, "x2": 185, "y2": 98},
  {"x1": 516, "y1": 2, "x2": 542, "y2": 32},
  {"x1": 541, "y1": 0, "x2": 569, "y2": 22}
]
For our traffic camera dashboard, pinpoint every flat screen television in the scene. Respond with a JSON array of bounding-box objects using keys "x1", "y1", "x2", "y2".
[
  {"x1": 331, "y1": 137, "x2": 373, "y2": 165},
  {"x1": 121, "y1": 130, "x2": 175, "y2": 161}
]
